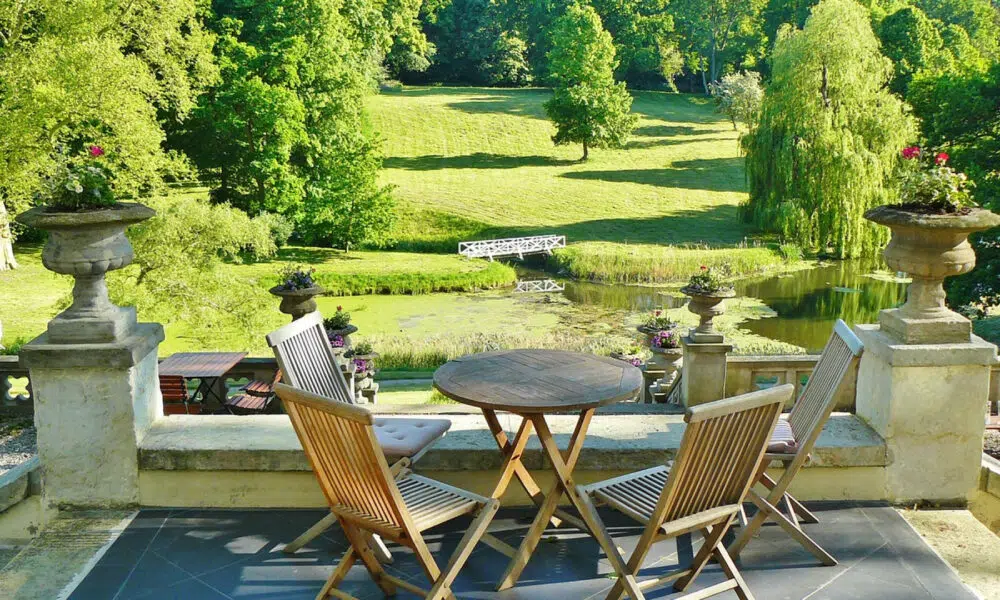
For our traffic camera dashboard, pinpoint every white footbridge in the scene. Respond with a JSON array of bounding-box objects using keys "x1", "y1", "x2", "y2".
[
  {"x1": 515, "y1": 279, "x2": 565, "y2": 293},
  {"x1": 458, "y1": 234, "x2": 566, "y2": 261}
]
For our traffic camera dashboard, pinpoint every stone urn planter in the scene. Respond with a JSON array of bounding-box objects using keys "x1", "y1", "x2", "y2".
[
  {"x1": 681, "y1": 286, "x2": 736, "y2": 343},
  {"x1": 865, "y1": 205, "x2": 1000, "y2": 344},
  {"x1": 649, "y1": 346, "x2": 683, "y2": 371},
  {"x1": 327, "y1": 324, "x2": 359, "y2": 353},
  {"x1": 348, "y1": 352, "x2": 378, "y2": 395},
  {"x1": 15, "y1": 203, "x2": 155, "y2": 343},
  {"x1": 269, "y1": 285, "x2": 325, "y2": 321},
  {"x1": 611, "y1": 351, "x2": 645, "y2": 369}
]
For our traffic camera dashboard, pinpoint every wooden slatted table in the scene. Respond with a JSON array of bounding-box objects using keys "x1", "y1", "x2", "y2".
[
  {"x1": 158, "y1": 352, "x2": 247, "y2": 409},
  {"x1": 433, "y1": 349, "x2": 643, "y2": 591}
]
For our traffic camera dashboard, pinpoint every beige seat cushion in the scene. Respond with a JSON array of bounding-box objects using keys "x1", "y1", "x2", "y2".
[
  {"x1": 767, "y1": 419, "x2": 798, "y2": 454},
  {"x1": 374, "y1": 417, "x2": 451, "y2": 459}
]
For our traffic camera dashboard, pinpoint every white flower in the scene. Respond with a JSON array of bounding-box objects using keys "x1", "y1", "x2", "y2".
[{"x1": 74, "y1": 184, "x2": 83, "y2": 194}]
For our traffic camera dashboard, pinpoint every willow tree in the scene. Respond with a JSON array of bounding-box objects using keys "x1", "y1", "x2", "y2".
[{"x1": 741, "y1": 0, "x2": 917, "y2": 258}]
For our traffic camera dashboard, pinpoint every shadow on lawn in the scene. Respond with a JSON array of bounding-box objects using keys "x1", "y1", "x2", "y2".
[
  {"x1": 445, "y1": 91, "x2": 551, "y2": 119},
  {"x1": 253, "y1": 246, "x2": 363, "y2": 265},
  {"x1": 384, "y1": 153, "x2": 577, "y2": 171},
  {"x1": 560, "y1": 157, "x2": 746, "y2": 193},
  {"x1": 462, "y1": 204, "x2": 747, "y2": 247}
]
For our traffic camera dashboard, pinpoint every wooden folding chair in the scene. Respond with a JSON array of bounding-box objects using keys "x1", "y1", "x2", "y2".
[
  {"x1": 267, "y1": 312, "x2": 451, "y2": 559},
  {"x1": 728, "y1": 319, "x2": 863, "y2": 566},
  {"x1": 577, "y1": 384, "x2": 792, "y2": 600},
  {"x1": 274, "y1": 383, "x2": 500, "y2": 600}
]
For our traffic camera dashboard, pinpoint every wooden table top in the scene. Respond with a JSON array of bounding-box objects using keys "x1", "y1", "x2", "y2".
[
  {"x1": 433, "y1": 349, "x2": 643, "y2": 413},
  {"x1": 158, "y1": 352, "x2": 247, "y2": 378}
]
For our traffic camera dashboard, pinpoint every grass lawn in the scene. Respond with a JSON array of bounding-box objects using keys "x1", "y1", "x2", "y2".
[{"x1": 369, "y1": 86, "x2": 796, "y2": 282}]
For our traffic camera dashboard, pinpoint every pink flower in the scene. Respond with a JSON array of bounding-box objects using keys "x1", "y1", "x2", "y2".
[
  {"x1": 89, "y1": 145, "x2": 104, "y2": 157},
  {"x1": 901, "y1": 146, "x2": 921, "y2": 160},
  {"x1": 935, "y1": 152, "x2": 949, "y2": 165}
]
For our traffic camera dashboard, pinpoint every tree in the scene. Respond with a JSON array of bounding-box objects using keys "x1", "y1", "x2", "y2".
[
  {"x1": 709, "y1": 71, "x2": 764, "y2": 130},
  {"x1": 741, "y1": 0, "x2": 917, "y2": 258},
  {"x1": 177, "y1": 0, "x2": 396, "y2": 250},
  {"x1": 108, "y1": 192, "x2": 277, "y2": 351},
  {"x1": 670, "y1": 0, "x2": 767, "y2": 92},
  {"x1": 878, "y1": 6, "x2": 948, "y2": 94},
  {"x1": 0, "y1": 0, "x2": 216, "y2": 270},
  {"x1": 590, "y1": 0, "x2": 678, "y2": 87},
  {"x1": 543, "y1": 3, "x2": 637, "y2": 161}
]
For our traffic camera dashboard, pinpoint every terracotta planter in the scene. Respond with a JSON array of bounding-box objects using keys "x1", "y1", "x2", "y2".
[
  {"x1": 681, "y1": 286, "x2": 736, "y2": 343},
  {"x1": 16, "y1": 203, "x2": 155, "y2": 343},
  {"x1": 270, "y1": 285, "x2": 325, "y2": 321},
  {"x1": 865, "y1": 205, "x2": 1000, "y2": 344}
]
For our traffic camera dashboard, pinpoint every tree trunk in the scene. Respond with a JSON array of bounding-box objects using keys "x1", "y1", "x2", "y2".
[
  {"x1": 581, "y1": 141, "x2": 589, "y2": 161},
  {"x1": 701, "y1": 69, "x2": 709, "y2": 95},
  {"x1": 0, "y1": 201, "x2": 17, "y2": 271}
]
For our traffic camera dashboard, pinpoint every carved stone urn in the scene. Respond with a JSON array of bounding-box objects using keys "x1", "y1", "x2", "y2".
[
  {"x1": 269, "y1": 285, "x2": 326, "y2": 321},
  {"x1": 681, "y1": 286, "x2": 736, "y2": 343},
  {"x1": 327, "y1": 323, "x2": 359, "y2": 355},
  {"x1": 16, "y1": 203, "x2": 155, "y2": 343},
  {"x1": 865, "y1": 205, "x2": 1000, "y2": 344}
]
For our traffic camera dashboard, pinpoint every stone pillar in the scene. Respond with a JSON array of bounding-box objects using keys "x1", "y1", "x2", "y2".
[
  {"x1": 19, "y1": 324, "x2": 164, "y2": 508},
  {"x1": 855, "y1": 324, "x2": 995, "y2": 505},
  {"x1": 680, "y1": 336, "x2": 732, "y2": 408}
]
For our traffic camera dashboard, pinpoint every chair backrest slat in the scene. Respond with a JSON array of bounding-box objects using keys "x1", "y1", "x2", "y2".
[
  {"x1": 267, "y1": 312, "x2": 355, "y2": 404},
  {"x1": 787, "y1": 319, "x2": 863, "y2": 447},
  {"x1": 275, "y1": 383, "x2": 410, "y2": 533},
  {"x1": 656, "y1": 385, "x2": 791, "y2": 523}
]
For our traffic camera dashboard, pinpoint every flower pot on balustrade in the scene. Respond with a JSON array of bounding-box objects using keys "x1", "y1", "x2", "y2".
[
  {"x1": 15, "y1": 203, "x2": 155, "y2": 344},
  {"x1": 327, "y1": 324, "x2": 359, "y2": 353},
  {"x1": 636, "y1": 325, "x2": 658, "y2": 348},
  {"x1": 865, "y1": 205, "x2": 1000, "y2": 344},
  {"x1": 269, "y1": 285, "x2": 326, "y2": 321},
  {"x1": 611, "y1": 351, "x2": 645, "y2": 369},
  {"x1": 681, "y1": 286, "x2": 736, "y2": 344}
]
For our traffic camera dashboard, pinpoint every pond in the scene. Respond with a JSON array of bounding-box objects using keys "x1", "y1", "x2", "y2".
[{"x1": 551, "y1": 260, "x2": 907, "y2": 353}]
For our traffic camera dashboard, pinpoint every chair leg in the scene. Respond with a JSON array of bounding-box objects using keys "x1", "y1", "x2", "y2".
[
  {"x1": 674, "y1": 521, "x2": 732, "y2": 593},
  {"x1": 340, "y1": 522, "x2": 397, "y2": 596},
  {"x1": 316, "y1": 547, "x2": 356, "y2": 600},
  {"x1": 411, "y1": 535, "x2": 456, "y2": 600},
  {"x1": 285, "y1": 512, "x2": 339, "y2": 554},
  {"x1": 574, "y1": 488, "x2": 646, "y2": 600},
  {"x1": 759, "y1": 471, "x2": 819, "y2": 524},
  {"x1": 426, "y1": 500, "x2": 501, "y2": 600},
  {"x1": 746, "y1": 492, "x2": 837, "y2": 566},
  {"x1": 712, "y1": 543, "x2": 754, "y2": 600}
]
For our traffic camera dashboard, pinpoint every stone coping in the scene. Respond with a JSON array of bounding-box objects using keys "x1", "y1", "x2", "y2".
[
  {"x1": 0, "y1": 456, "x2": 40, "y2": 513},
  {"x1": 139, "y1": 412, "x2": 888, "y2": 473}
]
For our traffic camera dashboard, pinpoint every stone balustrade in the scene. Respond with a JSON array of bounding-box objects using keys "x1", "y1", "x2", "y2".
[
  {"x1": 2, "y1": 353, "x2": 998, "y2": 417},
  {"x1": 0, "y1": 356, "x2": 32, "y2": 417}
]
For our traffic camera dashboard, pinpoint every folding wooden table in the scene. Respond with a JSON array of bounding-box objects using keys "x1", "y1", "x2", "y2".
[
  {"x1": 433, "y1": 349, "x2": 643, "y2": 590},
  {"x1": 158, "y1": 352, "x2": 247, "y2": 410}
]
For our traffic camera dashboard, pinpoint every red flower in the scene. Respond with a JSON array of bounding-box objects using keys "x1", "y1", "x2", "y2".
[
  {"x1": 337, "y1": 305, "x2": 343, "y2": 312},
  {"x1": 654, "y1": 310, "x2": 661, "y2": 316},
  {"x1": 901, "y1": 146, "x2": 921, "y2": 160},
  {"x1": 935, "y1": 152, "x2": 949, "y2": 165},
  {"x1": 700, "y1": 265, "x2": 707, "y2": 270},
  {"x1": 88, "y1": 145, "x2": 104, "y2": 157}
]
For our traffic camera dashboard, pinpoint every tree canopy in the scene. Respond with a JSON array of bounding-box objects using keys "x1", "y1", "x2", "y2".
[
  {"x1": 543, "y1": 3, "x2": 637, "y2": 160},
  {"x1": 741, "y1": 0, "x2": 917, "y2": 258}
]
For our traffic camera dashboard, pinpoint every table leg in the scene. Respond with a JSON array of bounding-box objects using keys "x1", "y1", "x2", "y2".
[
  {"x1": 496, "y1": 409, "x2": 595, "y2": 591},
  {"x1": 482, "y1": 409, "x2": 545, "y2": 503}
]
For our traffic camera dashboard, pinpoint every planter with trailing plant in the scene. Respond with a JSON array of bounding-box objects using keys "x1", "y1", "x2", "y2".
[
  {"x1": 15, "y1": 146, "x2": 155, "y2": 344},
  {"x1": 865, "y1": 147, "x2": 1000, "y2": 344},
  {"x1": 647, "y1": 328, "x2": 683, "y2": 370},
  {"x1": 680, "y1": 266, "x2": 735, "y2": 343},
  {"x1": 346, "y1": 341, "x2": 378, "y2": 396},
  {"x1": 636, "y1": 310, "x2": 676, "y2": 347},
  {"x1": 324, "y1": 305, "x2": 358, "y2": 353},
  {"x1": 270, "y1": 266, "x2": 325, "y2": 321},
  {"x1": 610, "y1": 343, "x2": 645, "y2": 369}
]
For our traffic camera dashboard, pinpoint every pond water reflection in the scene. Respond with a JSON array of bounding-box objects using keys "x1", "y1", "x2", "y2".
[{"x1": 523, "y1": 260, "x2": 907, "y2": 353}]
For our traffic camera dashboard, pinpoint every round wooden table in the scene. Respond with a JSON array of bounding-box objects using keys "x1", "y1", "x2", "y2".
[{"x1": 433, "y1": 349, "x2": 643, "y2": 590}]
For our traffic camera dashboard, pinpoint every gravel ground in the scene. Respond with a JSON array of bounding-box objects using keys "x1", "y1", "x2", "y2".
[
  {"x1": 987, "y1": 430, "x2": 1000, "y2": 461},
  {"x1": 0, "y1": 417, "x2": 36, "y2": 477}
]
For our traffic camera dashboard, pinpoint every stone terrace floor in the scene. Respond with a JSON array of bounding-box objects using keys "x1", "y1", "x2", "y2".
[{"x1": 55, "y1": 502, "x2": 979, "y2": 600}]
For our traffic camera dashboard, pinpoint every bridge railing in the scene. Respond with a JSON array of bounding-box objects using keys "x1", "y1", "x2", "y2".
[{"x1": 459, "y1": 234, "x2": 566, "y2": 260}]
